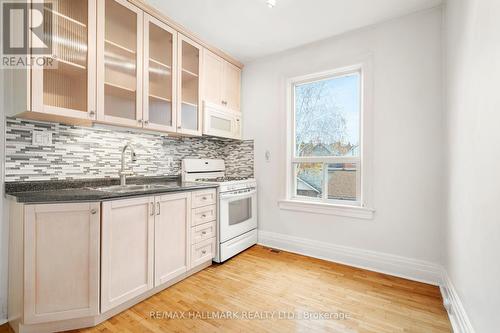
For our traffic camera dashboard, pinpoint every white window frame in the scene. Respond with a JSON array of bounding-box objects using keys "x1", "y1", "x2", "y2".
[{"x1": 280, "y1": 60, "x2": 374, "y2": 219}]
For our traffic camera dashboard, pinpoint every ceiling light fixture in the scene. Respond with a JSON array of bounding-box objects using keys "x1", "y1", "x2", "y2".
[{"x1": 267, "y1": 0, "x2": 276, "y2": 8}]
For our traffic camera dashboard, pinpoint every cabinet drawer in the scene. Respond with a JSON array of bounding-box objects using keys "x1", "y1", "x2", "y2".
[
  {"x1": 191, "y1": 237, "x2": 215, "y2": 267},
  {"x1": 192, "y1": 189, "x2": 217, "y2": 208},
  {"x1": 191, "y1": 221, "x2": 216, "y2": 245},
  {"x1": 191, "y1": 205, "x2": 216, "y2": 227}
]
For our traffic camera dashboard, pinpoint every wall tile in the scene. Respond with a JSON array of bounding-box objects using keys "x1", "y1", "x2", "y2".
[{"x1": 5, "y1": 118, "x2": 254, "y2": 182}]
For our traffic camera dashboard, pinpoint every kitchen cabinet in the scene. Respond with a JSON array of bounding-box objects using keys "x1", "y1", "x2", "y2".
[
  {"x1": 23, "y1": 203, "x2": 100, "y2": 323},
  {"x1": 177, "y1": 34, "x2": 203, "y2": 136},
  {"x1": 8, "y1": 189, "x2": 217, "y2": 332},
  {"x1": 97, "y1": 0, "x2": 143, "y2": 127},
  {"x1": 143, "y1": 13, "x2": 177, "y2": 132},
  {"x1": 7, "y1": 0, "x2": 243, "y2": 135},
  {"x1": 189, "y1": 189, "x2": 217, "y2": 269},
  {"x1": 154, "y1": 192, "x2": 191, "y2": 286},
  {"x1": 101, "y1": 196, "x2": 154, "y2": 313},
  {"x1": 30, "y1": 0, "x2": 97, "y2": 121},
  {"x1": 203, "y1": 50, "x2": 241, "y2": 112}
]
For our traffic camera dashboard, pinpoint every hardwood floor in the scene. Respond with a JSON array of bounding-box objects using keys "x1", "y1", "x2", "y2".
[{"x1": 0, "y1": 245, "x2": 452, "y2": 333}]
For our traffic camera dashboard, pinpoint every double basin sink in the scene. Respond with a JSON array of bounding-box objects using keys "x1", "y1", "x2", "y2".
[{"x1": 92, "y1": 183, "x2": 178, "y2": 194}]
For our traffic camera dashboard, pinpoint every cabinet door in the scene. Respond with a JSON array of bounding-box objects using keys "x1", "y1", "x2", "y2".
[
  {"x1": 31, "y1": 0, "x2": 97, "y2": 120},
  {"x1": 154, "y1": 192, "x2": 191, "y2": 286},
  {"x1": 143, "y1": 14, "x2": 177, "y2": 132},
  {"x1": 203, "y1": 50, "x2": 224, "y2": 107},
  {"x1": 222, "y1": 61, "x2": 241, "y2": 112},
  {"x1": 97, "y1": 0, "x2": 143, "y2": 127},
  {"x1": 177, "y1": 34, "x2": 202, "y2": 136},
  {"x1": 24, "y1": 203, "x2": 100, "y2": 324},
  {"x1": 101, "y1": 197, "x2": 154, "y2": 313}
]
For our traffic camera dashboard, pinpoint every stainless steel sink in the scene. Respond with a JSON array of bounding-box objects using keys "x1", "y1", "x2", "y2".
[{"x1": 91, "y1": 184, "x2": 176, "y2": 193}]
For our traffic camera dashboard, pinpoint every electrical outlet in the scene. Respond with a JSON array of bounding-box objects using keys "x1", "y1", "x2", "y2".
[{"x1": 32, "y1": 130, "x2": 52, "y2": 146}]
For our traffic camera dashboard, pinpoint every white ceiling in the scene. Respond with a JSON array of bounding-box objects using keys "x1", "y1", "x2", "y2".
[{"x1": 147, "y1": 0, "x2": 442, "y2": 63}]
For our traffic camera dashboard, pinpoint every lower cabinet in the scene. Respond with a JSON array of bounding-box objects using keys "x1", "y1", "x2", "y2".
[
  {"x1": 23, "y1": 203, "x2": 100, "y2": 324},
  {"x1": 9, "y1": 188, "x2": 217, "y2": 332},
  {"x1": 154, "y1": 192, "x2": 191, "y2": 286},
  {"x1": 101, "y1": 189, "x2": 216, "y2": 312},
  {"x1": 101, "y1": 196, "x2": 155, "y2": 313}
]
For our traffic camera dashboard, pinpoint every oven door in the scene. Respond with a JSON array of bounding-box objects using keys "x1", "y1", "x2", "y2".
[{"x1": 219, "y1": 189, "x2": 257, "y2": 243}]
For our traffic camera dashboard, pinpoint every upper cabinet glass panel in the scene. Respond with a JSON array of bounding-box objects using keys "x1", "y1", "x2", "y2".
[
  {"x1": 34, "y1": 0, "x2": 95, "y2": 119},
  {"x1": 98, "y1": 0, "x2": 142, "y2": 126},
  {"x1": 144, "y1": 15, "x2": 176, "y2": 131},
  {"x1": 178, "y1": 35, "x2": 202, "y2": 135}
]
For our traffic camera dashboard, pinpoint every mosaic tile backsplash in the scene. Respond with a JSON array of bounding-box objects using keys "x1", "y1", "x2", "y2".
[{"x1": 5, "y1": 117, "x2": 254, "y2": 182}]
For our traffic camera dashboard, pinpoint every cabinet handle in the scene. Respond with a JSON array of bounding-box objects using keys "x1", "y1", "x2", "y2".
[
  {"x1": 138, "y1": 119, "x2": 143, "y2": 124},
  {"x1": 90, "y1": 208, "x2": 97, "y2": 215},
  {"x1": 202, "y1": 196, "x2": 207, "y2": 200},
  {"x1": 144, "y1": 120, "x2": 149, "y2": 125},
  {"x1": 201, "y1": 250, "x2": 207, "y2": 255},
  {"x1": 201, "y1": 231, "x2": 207, "y2": 235},
  {"x1": 201, "y1": 214, "x2": 206, "y2": 218},
  {"x1": 156, "y1": 202, "x2": 160, "y2": 215},
  {"x1": 150, "y1": 202, "x2": 155, "y2": 216}
]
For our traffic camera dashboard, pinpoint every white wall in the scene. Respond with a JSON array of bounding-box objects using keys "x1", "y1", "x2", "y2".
[
  {"x1": 242, "y1": 8, "x2": 445, "y2": 265},
  {"x1": 444, "y1": 0, "x2": 500, "y2": 331}
]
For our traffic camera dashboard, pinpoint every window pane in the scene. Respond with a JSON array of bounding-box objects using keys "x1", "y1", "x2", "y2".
[
  {"x1": 295, "y1": 72, "x2": 360, "y2": 157},
  {"x1": 294, "y1": 163, "x2": 323, "y2": 198},
  {"x1": 327, "y1": 163, "x2": 358, "y2": 202}
]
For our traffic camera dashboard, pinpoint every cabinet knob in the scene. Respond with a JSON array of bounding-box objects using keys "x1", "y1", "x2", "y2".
[
  {"x1": 144, "y1": 120, "x2": 149, "y2": 125},
  {"x1": 201, "y1": 250, "x2": 207, "y2": 255},
  {"x1": 89, "y1": 110, "x2": 95, "y2": 117},
  {"x1": 202, "y1": 231, "x2": 207, "y2": 235},
  {"x1": 90, "y1": 209, "x2": 97, "y2": 215},
  {"x1": 138, "y1": 119, "x2": 143, "y2": 124},
  {"x1": 201, "y1": 214, "x2": 206, "y2": 218}
]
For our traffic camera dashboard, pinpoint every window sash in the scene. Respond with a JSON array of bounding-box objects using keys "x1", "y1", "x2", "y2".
[
  {"x1": 289, "y1": 66, "x2": 363, "y2": 207},
  {"x1": 292, "y1": 158, "x2": 362, "y2": 206}
]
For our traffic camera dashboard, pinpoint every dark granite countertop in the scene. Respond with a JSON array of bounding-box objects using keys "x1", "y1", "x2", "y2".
[{"x1": 5, "y1": 176, "x2": 218, "y2": 204}]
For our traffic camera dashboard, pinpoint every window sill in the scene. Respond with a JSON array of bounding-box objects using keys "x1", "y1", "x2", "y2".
[{"x1": 278, "y1": 199, "x2": 375, "y2": 219}]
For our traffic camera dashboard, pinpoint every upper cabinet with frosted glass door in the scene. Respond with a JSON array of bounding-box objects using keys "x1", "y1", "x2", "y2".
[
  {"x1": 31, "y1": 0, "x2": 97, "y2": 121},
  {"x1": 143, "y1": 14, "x2": 177, "y2": 132},
  {"x1": 177, "y1": 35, "x2": 203, "y2": 136},
  {"x1": 96, "y1": 0, "x2": 143, "y2": 128}
]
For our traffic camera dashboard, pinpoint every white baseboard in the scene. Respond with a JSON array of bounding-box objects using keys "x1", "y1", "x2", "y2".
[
  {"x1": 440, "y1": 271, "x2": 475, "y2": 333},
  {"x1": 257, "y1": 230, "x2": 443, "y2": 286}
]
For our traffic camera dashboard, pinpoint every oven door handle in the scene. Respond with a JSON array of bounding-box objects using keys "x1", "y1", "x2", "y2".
[{"x1": 220, "y1": 189, "x2": 257, "y2": 200}]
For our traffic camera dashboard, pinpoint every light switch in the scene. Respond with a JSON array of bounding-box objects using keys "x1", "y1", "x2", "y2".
[{"x1": 32, "y1": 130, "x2": 53, "y2": 146}]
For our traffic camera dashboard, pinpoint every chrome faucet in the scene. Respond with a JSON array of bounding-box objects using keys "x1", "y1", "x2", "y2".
[{"x1": 119, "y1": 143, "x2": 137, "y2": 186}]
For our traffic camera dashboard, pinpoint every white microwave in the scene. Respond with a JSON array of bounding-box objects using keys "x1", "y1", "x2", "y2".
[{"x1": 203, "y1": 102, "x2": 241, "y2": 139}]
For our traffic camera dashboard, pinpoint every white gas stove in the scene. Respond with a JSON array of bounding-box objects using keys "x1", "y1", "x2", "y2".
[{"x1": 182, "y1": 159, "x2": 258, "y2": 263}]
